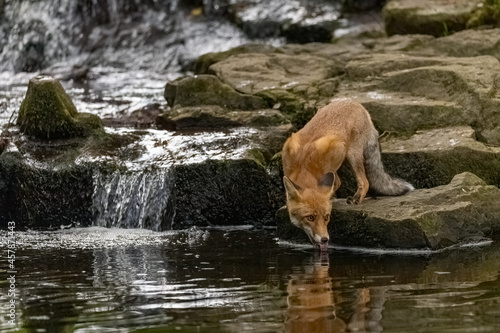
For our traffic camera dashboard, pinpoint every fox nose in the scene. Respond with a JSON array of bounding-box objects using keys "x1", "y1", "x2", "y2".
[{"x1": 321, "y1": 237, "x2": 329, "y2": 244}]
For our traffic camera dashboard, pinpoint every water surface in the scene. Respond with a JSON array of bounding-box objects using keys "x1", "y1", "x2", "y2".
[{"x1": 1, "y1": 227, "x2": 500, "y2": 332}]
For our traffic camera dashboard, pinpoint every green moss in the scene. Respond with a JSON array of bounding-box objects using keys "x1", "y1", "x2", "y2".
[
  {"x1": 17, "y1": 76, "x2": 103, "y2": 140},
  {"x1": 246, "y1": 148, "x2": 269, "y2": 168},
  {"x1": 467, "y1": 0, "x2": 500, "y2": 28},
  {"x1": 255, "y1": 89, "x2": 315, "y2": 128}
]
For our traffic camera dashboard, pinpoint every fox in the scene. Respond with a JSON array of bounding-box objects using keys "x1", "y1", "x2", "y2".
[{"x1": 282, "y1": 99, "x2": 414, "y2": 251}]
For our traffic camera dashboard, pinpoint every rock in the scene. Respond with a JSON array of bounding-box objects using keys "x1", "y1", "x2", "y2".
[
  {"x1": 162, "y1": 75, "x2": 291, "y2": 129},
  {"x1": 255, "y1": 89, "x2": 313, "y2": 127},
  {"x1": 209, "y1": 53, "x2": 343, "y2": 95},
  {"x1": 380, "y1": 126, "x2": 500, "y2": 189},
  {"x1": 342, "y1": 0, "x2": 385, "y2": 12},
  {"x1": 207, "y1": 52, "x2": 342, "y2": 127},
  {"x1": 337, "y1": 54, "x2": 500, "y2": 144},
  {"x1": 228, "y1": 0, "x2": 341, "y2": 42},
  {"x1": 172, "y1": 159, "x2": 282, "y2": 229},
  {"x1": 383, "y1": 0, "x2": 482, "y2": 37},
  {"x1": 277, "y1": 172, "x2": 500, "y2": 250},
  {"x1": 193, "y1": 44, "x2": 281, "y2": 74},
  {"x1": 0, "y1": 152, "x2": 94, "y2": 229},
  {"x1": 425, "y1": 28, "x2": 500, "y2": 59},
  {"x1": 17, "y1": 75, "x2": 104, "y2": 140},
  {"x1": 164, "y1": 74, "x2": 268, "y2": 110},
  {"x1": 157, "y1": 105, "x2": 290, "y2": 130},
  {"x1": 104, "y1": 103, "x2": 166, "y2": 128}
]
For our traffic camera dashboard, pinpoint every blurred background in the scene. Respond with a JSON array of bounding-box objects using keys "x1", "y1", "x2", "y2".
[{"x1": 0, "y1": 0, "x2": 384, "y2": 74}]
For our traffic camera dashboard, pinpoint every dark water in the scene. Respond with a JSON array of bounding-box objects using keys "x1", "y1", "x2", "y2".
[{"x1": 2, "y1": 228, "x2": 500, "y2": 332}]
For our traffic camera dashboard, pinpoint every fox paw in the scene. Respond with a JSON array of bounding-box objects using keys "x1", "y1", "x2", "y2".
[{"x1": 346, "y1": 196, "x2": 361, "y2": 205}]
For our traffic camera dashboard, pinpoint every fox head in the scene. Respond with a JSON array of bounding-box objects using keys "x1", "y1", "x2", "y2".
[{"x1": 283, "y1": 172, "x2": 336, "y2": 252}]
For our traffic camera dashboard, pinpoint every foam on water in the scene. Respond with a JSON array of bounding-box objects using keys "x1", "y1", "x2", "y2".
[{"x1": 0, "y1": 226, "x2": 209, "y2": 250}]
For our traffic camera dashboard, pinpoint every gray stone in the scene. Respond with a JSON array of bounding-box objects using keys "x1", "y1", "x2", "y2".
[
  {"x1": 380, "y1": 126, "x2": 500, "y2": 189},
  {"x1": 210, "y1": 53, "x2": 343, "y2": 95},
  {"x1": 337, "y1": 53, "x2": 500, "y2": 144},
  {"x1": 164, "y1": 74, "x2": 268, "y2": 111},
  {"x1": 383, "y1": 0, "x2": 482, "y2": 37}
]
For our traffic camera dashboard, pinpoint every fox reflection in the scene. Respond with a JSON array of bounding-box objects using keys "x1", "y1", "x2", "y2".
[{"x1": 285, "y1": 253, "x2": 370, "y2": 333}]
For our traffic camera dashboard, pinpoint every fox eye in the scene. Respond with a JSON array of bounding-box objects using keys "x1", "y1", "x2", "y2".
[
  {"x1": 325, "y1": 214, "x2": 330, "y2": 221},
  {"x1": 305, "y1": 215, "x2": 315, "y2": 222}
]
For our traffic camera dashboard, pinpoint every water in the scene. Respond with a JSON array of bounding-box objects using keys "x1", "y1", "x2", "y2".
[{"x1": 1, "y1": 228, "x2": 500, "y2": 332}]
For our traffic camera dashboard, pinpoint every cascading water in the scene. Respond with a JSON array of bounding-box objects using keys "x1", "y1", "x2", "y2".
[
  {"x1": 0, "y1": 0, "x2": 250, "y2": 73},
  {"x1": 92, "y1": 167, "x2": 175, "y2": 230}
]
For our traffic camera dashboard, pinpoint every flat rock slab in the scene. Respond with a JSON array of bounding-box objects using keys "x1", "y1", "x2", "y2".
[
  {"x1": 383, "y1": 0, "x2": 481, "y2": 37},
  {"x1": 210, "y1": 53, "x2": 342, "y2": 95},
  {"x1": 276, "y1": 172, "x2": 500, "y2": 251},
  {"x1": 380, "y1": 126, "x2": 500, "y2": 189},
  {"x1": 338, "y1": 53, "x2": 500, "y2": 144}
]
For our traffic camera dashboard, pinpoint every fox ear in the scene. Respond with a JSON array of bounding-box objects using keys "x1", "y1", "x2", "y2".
[
  {"x1": 283, "y1": 176, "x2": 302, "y2": 201},
  {"x1": 318, "y1": 172, "x2": 337, "y2": 198}
]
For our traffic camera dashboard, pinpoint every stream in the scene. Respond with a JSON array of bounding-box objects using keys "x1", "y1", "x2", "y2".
[{"x1": 1, "y1": 228, "x2": 500, "y2": 332}]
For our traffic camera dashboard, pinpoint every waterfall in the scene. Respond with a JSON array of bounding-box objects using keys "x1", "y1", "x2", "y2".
[
  {"x1": 0, "y1": 0, "x2": 248, "y2": 73},
  {"x1": 92, "y1": 167, "x2": 175, "y2": 231}
]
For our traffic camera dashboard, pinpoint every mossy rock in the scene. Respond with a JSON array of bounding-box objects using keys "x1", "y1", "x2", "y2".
[
  {"x1": 467, "y1": 0, "x2": 500, "y2": 28},
  {"x1": 17, "y1": 75, "x2": 103, "y2": 140},
  {"x1": 256, "y1": 89, "x2": 315, "y2": 128},
  {"x1": 164, "y1": 75, "x2": 268, "y2": 111},
  {"x1": 193, "y1": 44, "x2": 281, "y2": 74},
  {"x1": 383, "y1": 0, "x2": 482, "y2": 37}
]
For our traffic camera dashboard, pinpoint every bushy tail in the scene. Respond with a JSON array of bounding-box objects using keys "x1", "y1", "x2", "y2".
[{"x1": 364, "y1": 130, "x2": 414, "y2": 196}]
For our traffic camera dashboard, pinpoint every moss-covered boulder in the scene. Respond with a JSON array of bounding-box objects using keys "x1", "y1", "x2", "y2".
[
  {"x1": 277, "y1": 172, "x2": 500, "y2": 250},
  {"x1": 383, "y1": 0, "x2": 482, "y2": 37},
  {"x1": 17, "y1": 75, "x2": 103, "y2": 140},
  {"x1": 164, "y1": 74, "x2": 267, "y2": 111}
]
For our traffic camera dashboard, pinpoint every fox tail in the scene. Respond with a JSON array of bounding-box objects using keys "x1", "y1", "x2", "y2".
[{"x1": 364, "y1": 130, "x2": 414, "y2": 196}]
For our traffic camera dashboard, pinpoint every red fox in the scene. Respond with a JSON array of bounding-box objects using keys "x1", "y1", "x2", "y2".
[{"x1": 282, "y1": 99, "x2": 413, "y2": 251}]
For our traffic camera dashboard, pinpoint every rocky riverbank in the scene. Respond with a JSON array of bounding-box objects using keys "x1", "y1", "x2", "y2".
[{"x1": 2, "y1": 0, "x2": 500, "y2": 250}]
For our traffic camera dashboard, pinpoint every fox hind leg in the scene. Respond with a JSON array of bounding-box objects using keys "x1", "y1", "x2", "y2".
[{"x1": 346, "y1": 151, "x2": 369, "y2": 205}]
